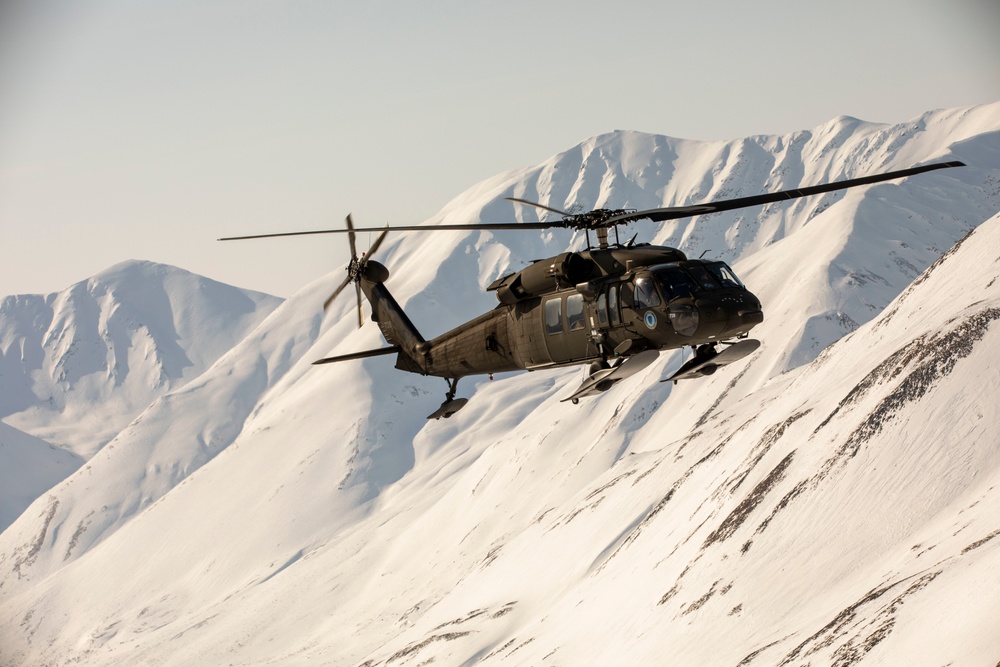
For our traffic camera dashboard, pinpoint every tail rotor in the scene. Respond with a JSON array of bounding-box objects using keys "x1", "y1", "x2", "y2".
[{"x1": 322, "y1": 214, "x2": 388, "y2": 327}]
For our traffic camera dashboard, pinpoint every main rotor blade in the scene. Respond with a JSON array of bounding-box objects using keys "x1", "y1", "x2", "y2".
[
  {"x1": 604, "y1": 161, "x2": 966, "y2": 226},
  {"x1": 218, "y1": 220, "x2": 559, "y2": 241},
  {"x1": 219, "y1": 229, "x2": 344, "y2": 241},
  {"x1": 505, "y1": 197, "x2": 572, "y2": 217},
  {"x1": 323, "y1": 274, "x2": 353, "y2": 310}
]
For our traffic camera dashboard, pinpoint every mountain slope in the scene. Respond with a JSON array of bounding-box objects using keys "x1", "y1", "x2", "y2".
[
  {"x1": 0, "y1": 103, "x2": 998, "y2": 666},
  {"x1": 0, "y1": 269, "x2": 334, "y2": 585},
  {"x1": 0, "y1": 422, "x2": 82, "y2": 533},
  {"x1": 0, "y1": 260, "x2": 283, "y2": 459}
]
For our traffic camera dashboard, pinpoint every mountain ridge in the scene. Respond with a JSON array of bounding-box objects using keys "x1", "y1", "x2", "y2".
[{"x1": 0, "y1": 259, "x2": 283, "y2": 458}]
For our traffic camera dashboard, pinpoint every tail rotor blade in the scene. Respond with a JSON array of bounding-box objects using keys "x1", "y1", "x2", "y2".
[
  {"x1": 355, "y1": 280, "x2": 364, "y2": 328},
  {"x1": 366, "y1": 228, "x2": 389, "y2": 260},
  {"x1": 324, "y1": 274, "x2": 353, "y2": 310},
  {"x1": 345, "y1": 214, "x2": 358, "y2": 260}
]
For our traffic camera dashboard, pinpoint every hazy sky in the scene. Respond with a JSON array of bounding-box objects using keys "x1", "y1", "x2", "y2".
[{"x1": 2, "y1": 0, "x2": 998, "y2": 297}]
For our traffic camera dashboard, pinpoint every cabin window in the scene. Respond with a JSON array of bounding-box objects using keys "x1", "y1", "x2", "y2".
[
  {"x1": 566, "y1": 293, "x2": 585, "y2": 331},
  {"x1": 686, "y1": 265, "x2": 722, "y2": 291},
  {"x1": 655, "y1": 267, "x2": 697, "y2": 300},
  {"x1": 544, "y1": 298, "x2": 563, "y2": 335},
  {"x1": 707, "y1": 262, "x2": 744, "y2": 288},
  {"x1": 597, "y1": 292, "x2": 608, "y2": 327},
  {"x1": 633, "y1": 277, "x2": 661, "y2": 309},
  {"x1": 608, "y1": 285, "x2": 621, "y2": 326}
]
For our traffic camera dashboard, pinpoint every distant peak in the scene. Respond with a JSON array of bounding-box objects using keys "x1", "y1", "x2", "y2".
[{"x1": 93, "y1": 259, "x2": 184, "y2": 280}]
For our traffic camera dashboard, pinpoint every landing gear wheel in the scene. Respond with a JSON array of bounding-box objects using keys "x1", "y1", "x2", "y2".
[
  {"x1": 664, "y1": 339, "x2": 761, "y2": 383},
  {"x1": 588, "y1": 360, "x2": 610, "y2": 376},
  {"x1": 694, "y1": 343, "x2": 718, "y2": 361}
]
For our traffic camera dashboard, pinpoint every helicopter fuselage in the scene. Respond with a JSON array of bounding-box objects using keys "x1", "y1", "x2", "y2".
[{"x1": 375, "y1": 245, "x2": 763, "y2": 380}]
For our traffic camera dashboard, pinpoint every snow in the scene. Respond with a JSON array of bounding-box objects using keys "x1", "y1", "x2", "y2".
[
  {"x1": 1, "y1": 102, "x2": 1000, "y2": 666},
  {"x1": 0, "y1": 259, "x2": 283, "y2": 458},
  {"x1": 0, "y1": 422, "x2": 82, "y2": 533}
]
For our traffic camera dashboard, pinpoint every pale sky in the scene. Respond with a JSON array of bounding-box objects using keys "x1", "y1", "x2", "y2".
[{"x1": 2, "y1": 0, "x2": 998, "y2": 297}]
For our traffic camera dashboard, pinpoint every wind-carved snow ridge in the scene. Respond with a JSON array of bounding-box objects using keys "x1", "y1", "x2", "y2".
[{"x1": 1, "y1": 103, "x2": 1000, "y2": 666}]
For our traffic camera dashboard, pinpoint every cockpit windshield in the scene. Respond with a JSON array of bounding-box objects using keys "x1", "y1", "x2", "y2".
[
  {"x1": 652, "y1": 262, "x2": 745, "y2": 300},
  {"x1": 686, "y1": 265, "x2": 722, "y2": 291},
  {"x1": 706, "y1": 262, "x2": 744, "y2": 288},
  {"x1": 653, "y1": 266, "x2": 697, "y2": 300}
]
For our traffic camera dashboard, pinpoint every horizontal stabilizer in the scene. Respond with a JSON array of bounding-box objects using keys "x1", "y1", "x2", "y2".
[{"x1": 312, "y1": 346, "x2": 401, "y2": 365}]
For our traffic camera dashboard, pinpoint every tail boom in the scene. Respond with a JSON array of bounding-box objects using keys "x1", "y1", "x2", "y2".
[{"x1": 359, "y1": 274, "x2": 429, "y2": 373}]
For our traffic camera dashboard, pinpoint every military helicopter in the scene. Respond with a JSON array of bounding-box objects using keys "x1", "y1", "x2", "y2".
[{"x1": 221, "y1": 161, "x2": 963, "y2": 419}]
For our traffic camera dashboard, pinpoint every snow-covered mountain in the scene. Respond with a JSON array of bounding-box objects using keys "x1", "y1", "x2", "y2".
[
  {"x1": 0, "y1": 422, "x2": 82, "y2": 533},
  {"x1": 0, "y1": 260, "x2": 283, "y2": 459},
  {"x1": 1, "y1": 102, "x2": 999, "y2": 666}
]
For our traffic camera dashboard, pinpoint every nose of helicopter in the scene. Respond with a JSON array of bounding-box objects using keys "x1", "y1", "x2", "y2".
[
  {"x1": 726, "y1": 288, "x2": 763, "y2": 335},
  {"x1": 692, "y1": 288, "x2": 763, "y2": 338}
]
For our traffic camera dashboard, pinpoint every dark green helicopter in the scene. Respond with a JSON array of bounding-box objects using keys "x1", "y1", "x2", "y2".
[{"x1": 221, "y1": 161, "x2": 963, "y2": 419}]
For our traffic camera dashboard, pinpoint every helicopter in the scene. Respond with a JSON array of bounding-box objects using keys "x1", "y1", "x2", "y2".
[{"x1": 220, "y1": 160, "x2": 964, "y2": 419}]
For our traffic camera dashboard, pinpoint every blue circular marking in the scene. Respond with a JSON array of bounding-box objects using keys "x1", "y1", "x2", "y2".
[{"x1": 644, "y1": 311, "x2": 657, "y2": 329}]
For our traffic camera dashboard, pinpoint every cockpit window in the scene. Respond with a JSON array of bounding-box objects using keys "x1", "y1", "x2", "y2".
[
  {"x1": 633, "y1": 277, "x2": 661, "y2": 309},
  {"x1": 654, "y1": 267, "x2": 696, "y2": 300},
  {"x1": 707, "y1": 262, "x2": 744, "y2": 288},
  {"x1": 597, "y1": 292, "x2": 608, "y2": 327},
  {"x1": 686, "y1": 265, "x2": 722, "y2": 291},
  {"x1": 608, "y1": 285, "x2": 621, "y2": 326}
]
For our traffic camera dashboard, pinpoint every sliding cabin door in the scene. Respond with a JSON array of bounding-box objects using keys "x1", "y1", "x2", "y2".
[{"x1": 542, "y1": 293, "x2": 594, "y2": 363}]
